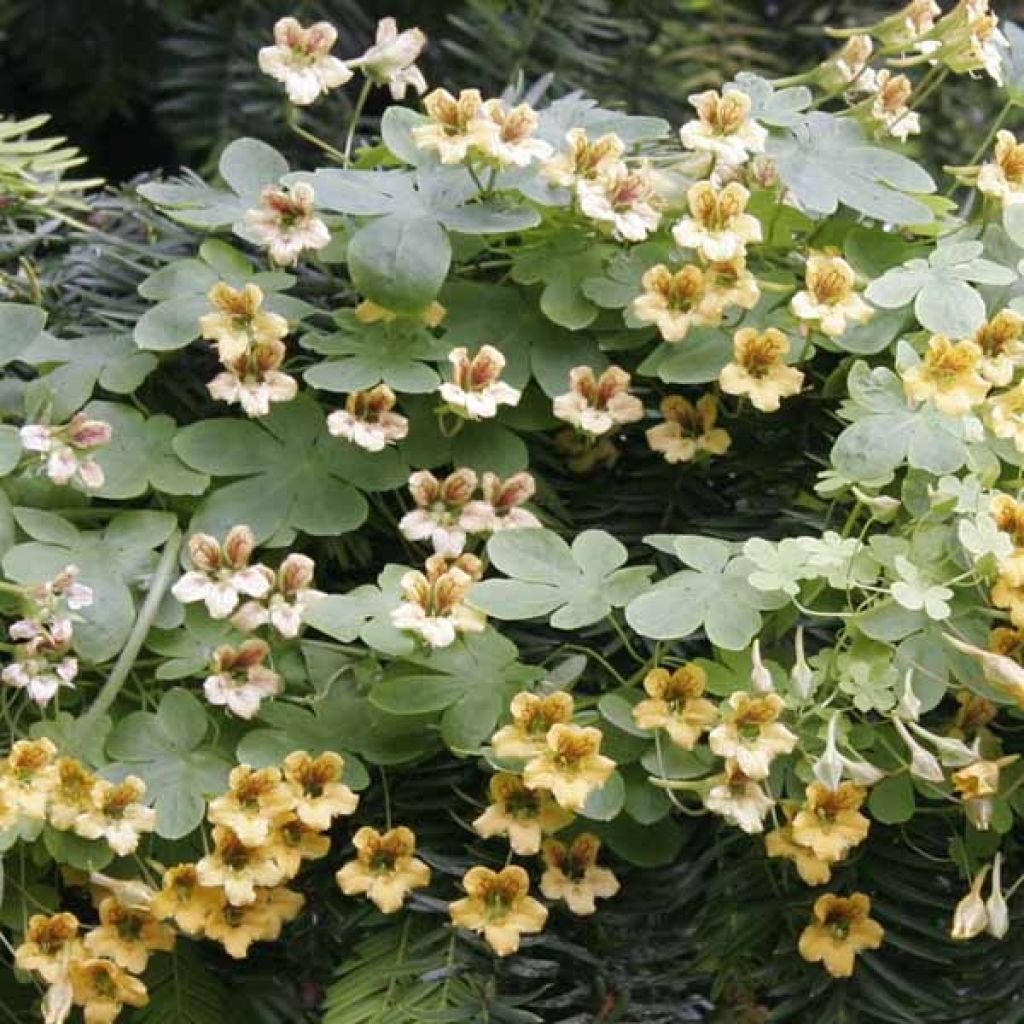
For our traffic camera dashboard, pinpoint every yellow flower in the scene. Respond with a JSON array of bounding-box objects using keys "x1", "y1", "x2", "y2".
[
  {"x1": 490, "y1": 691, "x2": 575, "y2": 759},
  {"x1": 539, "y1": 833, "x2": 620, "y2": 915},
  {"x1": 207, "y1": 765, "x2": 296, "y2": 847},
  {"x1": 975, "y1": 309, "x2": 1024, "y2": 385},
  {"x1": 73, "y1": 776, "x2": 156, "y2": 856},
  {"x1": 901, "y1": 335, "x2": 990, "y2": 416},
  {"x1": 632, "y1": 664, "x2": 718, "y2": 748},
  {"x1": 719, "y1": 328, "x2": 804, "y2": 413},
  {"x1": 198, "y1": 282, "x2": 288, "y2": 363},
  {"x1": 1, "y1": 737, "x2": 58, "y2": 819},
  {"x1": 523, "y1": 723, "x2": 616, "y2": 812},
  {"x1": 987, "y1": 380, "x2": 1024, "y2": 452},
  {"x1": 798, "y1": 893, "x2": 884, "y2": 978},
  {"x1": 412, "y1": 88, "x2": 486, "y2": 164},
  {"x1": 708, "y1": 692, "x2": 797, "y2": 779},
  {"x1": 790, "y1": 252, "x2": 873, "y2": 338},
  {"x1": 765, "y1": 825, "x2": 833, "y2": 886},
  {"x1": 267, "y1": 811, "x2": 331, "y2": 877},
  {"x1": 631, "y1": 264, "x2": 719, "y2": 344},
  {"x1": 790, "y1": 782, "x2": 870, "y2": 862},
  {"x1": 646, "y1": 394, "x2": 731, "y2": 465},
  {"x1": 196, "y1": 825, "x2": 285, "y2": 905},
  {"x1": 472, "y1": 773, "x2": 573, "y2": 855},
  {"x1": 47, "y1": 757, "x2": 97, "y2": 830},
  {"x1": 83, "y1": 897, "x2": 175, "y2": 974},
  {"x1": 202, "y1": 887, "x2": 304, "y2": 958},
  {"x1": 705, "y1": 255, "x2": 760, "y2": 314},
  {"x1": 951, "y1": 755, "x2": 1018, "y2": 830},
  {"x1": 150, "y1": 864, "x2": 223, "y2": 935},
  {"x1": 704, "y1": 759, "x2": 774, "y2": 833},
  {"x1": 14, "y1": 912, "x2": 82, "y2": 983},
  {"x1": 978, "y1": 130, "x2": 1024, "y2": 208},
  {"x1": 992, "y1": 570, "x2": 1024, "y2": 629},
  {"x1": 671, "y1": 181, "x2": 762, "y2": 262},
  {"x1": 281, "y1": 750, "x2": 358, "y2": 830},
  {"x1": 68, "y1": 957, "x2": 149, "y2": 1024},
  {"x1": 335, "y1": 825, "x2": 431, "y2": 913},
  {"x1": 449, "y1": 865, "x2": 548, "y2": 956}
]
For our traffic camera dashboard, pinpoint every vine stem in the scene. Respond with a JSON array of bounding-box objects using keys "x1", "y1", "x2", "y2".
[
  {"x1": 343, "y1": 79, "x2": 373, "y2": 167},
  {"x1": 84, "y1": 527, "x2": 182, "y2": 724}
]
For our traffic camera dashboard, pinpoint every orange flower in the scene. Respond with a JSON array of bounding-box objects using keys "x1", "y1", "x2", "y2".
[
  {"x1": 798, "y1": 893, "x2": 884, "y2": 977},
  {"x1": 83, "y1": 897, "x2": 175, "y2": 974},
  {"x1": 632, "y1": 664, "x2": 718, "y2": 748},
  {"x1": 472, "y1": 773, "x2": 573, "y2": 855},
  {"x1": 14, "y1": 912, "x2": 82, "y2": 983},
  {"x1": 539, "y1": 833, "x2": 620, "y2": 915},
  {"x1": 491, "y1": 691, "x2": 575, "y2": 759},
  {"x1": 523, "y1": 724, "x2": 616, "y2": 812},
  {"x1": 449, "y1": 865, "x2": 548, "y2": 955},
  {"x1": 335, "y1": 826, "x2": 431, "y2": 913}
]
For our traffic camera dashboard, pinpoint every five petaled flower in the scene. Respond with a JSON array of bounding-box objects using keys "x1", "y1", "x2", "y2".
[
  {"x1": 449, "y1": 865, "x2": 548, "y2": 956},
  {"x1": 335, "y1": 825, "x2": 431, "y2": 913},
  {"x1": 258, "y1": 17, "x2": 352, "y2": 105},
  {"x1": 798, "y1": 892, "x2": 884, "y2": 977},
  {"x1": 439, "y1": 345, "x2": 521, "y2": 420}
]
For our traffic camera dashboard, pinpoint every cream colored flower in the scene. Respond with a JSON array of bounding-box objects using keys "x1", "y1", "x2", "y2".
[
  {"x1": 523, "y1": 723, "x2": 616, "y2": 812},
  {"x1": 679, "y1": 88, "x2": 766, "y2": 166},
  {"x1": 198, "y1": 282, "x2": 288, "y2": 363},
  {"x1": 541, "y1": 129, "x2": 625, "y2": 187},
  {"x1": 491, "y1": 691, "x2": 575, "y2": 759},
  {"x1": 672, "y1": 181, "x2": 761, "y2": 262},
  {"x1": 449, "y1": 865, "x2": 547, "y2": 955},
  {"x1": 73, "y1": 777, "x2": 155, "y2": 856},
  {"x1": 646, "y1": 394, "x2": 731, "y2": 465},
  {"x1": 83, "y1": 897, "x2": 175, "y2": 974},
  {"x1": 869, "y1": 71, "x2": 920, "y2": 142},
  {"x1": 974, "y1": 310, "x2": 1024, "y2": 386},
  {"x1": 172, "y1": 525, "x2": 272, "y2": 619},
  {"x1": 390, "y1": 554, "x2": 486, "y2": 648},
  {"x1": 354, "y1": 17, "x2": 426, "y2": 100},
  {"x1": 336, "y1": 825, "x2": 430, "y2": 912},
  {"x1": 202, "y1": 886, "x2": 303, "y2": 958},
  {"x1": 412, "y1": 88, "x2": 486, "y2": 164},
  {"x1": 398, "y1": 468, "x2": 478, "y2": 556},
  {"x1": 791, "y1": 252, "x2": 873, "y2": 338},
  {"x1": 150, "y1": 864, "x2": 223, "y2": 935},
  {"x1": 207, "y1": 337, "x2": 298, "y2": 417},
  {"x1": 765, "y1": 825, "x2": 833, "y2": 886},
  {"x1": 68, "y1": 957, "x2": 148, "y2": 1024},
  {"x1": 577, "y1": 162, "x2": 661, "y2": 242},
  {"x1": 704, "y1": 759, "x2": 774, "y2": 833},
  {"x1": 709, "y1": 691, "x2": 797, "y2": 779},
  {"x1": 439, "y1": 345, "x2": 521, "y2": 419},
  {"x1": 719, "y1": 327, "x2": 804, "y2": 413},
  {"x1": 238, "y1": 552, "x2": 324, "y2": 638},
  {"x1": 207, "y1": 765, "x2": 295, "y2": 847},
  {"x1": 705, "y1": 254, "x2": 760, "y2": 313},
  {"x1": 258, "y1": 17, "x2": 352, "y2": 105},
  {"x1": 203, "y1": 639, "x2": 282, "y2": 719},
  {"x1": 631, "y1": 264, "x2": 720, "y2": 343},
  {"x1": 243, "y1": 183, "x2": 330, "y2": 266},
  {"x1": 19, "y1": 414, "x2": 111, "y2": 491},
  {"x1": 267, "y1": 812, "x2": 331, "y2": 877},
  {"x1": 951, "y1": 755, "x2": 1018, "y2": 830},
  {"x1": 798, "y1": 893, "x2": 884, "y2": 977},
  {"x1": 977, "y1": 130, "x2": 1024, "y2": 206},
  {"x1": 327, "y1": 385, "x2": 408, "y2": 452},
  {"x1": 987, "y1": 383, "x2": 1024, "y2": 451},
  {"x1": 632, "y1": 664, "x2": 718, "y2": 747},
  {"x1": 790, "y1": 782, "x2": 870, "y2": 862},
  {"x1": 951, "y1": 865, "x2": 991, "y2": 940},
  {"x1": 830, "y1": 35, "x2": 874, "y2": 85},
  {"x1": 553, "y1": 365, "x2": 644, "y2": 437},
  {"x1": 459, "y1": 472, "x2": 541, "y2": 534},
  {"x1": 197, "y1": 825, "x2": 285, "y2": 905},
  {"x1": 1, "y1": 737, "x2": 58, "y2": 819},
  {"x1": 473, "y1": 772, "x2": 573, "y2": 854},
  {"x1": 14, "y1": 912, "x2": 82, "y2": 983},
  {"x1": 540, "y1": 833, "x2": 619, "y2": 914},
  {"x1": 282, "y1": 750, "x2": 358, "y2": 830},
  {"x1": 470, "y1": 100, "x2": 553, "y2": 168},
  {"x1": 901, "y1": 335, "x2": 990, "y2": 416},
  {"x1": 47, "y1": 758, "x2": 98, "y2": 830}
]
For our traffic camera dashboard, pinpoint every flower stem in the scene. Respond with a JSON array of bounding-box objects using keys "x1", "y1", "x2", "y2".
[
  {"x1": 83, "y1": 527, "x2": 182, "y2": 723},
  {"x1": 287, "y1": 108, "x2": 347, "y2": 164},
  {"x1": 343, "y1": 80, "x2": 373, "y2": 167}
]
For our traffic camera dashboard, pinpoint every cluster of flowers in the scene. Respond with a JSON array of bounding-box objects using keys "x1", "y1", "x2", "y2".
[
  {"x1": 2, "y1": 566, "x2": 93, "y2": 706},
  {"x1": 19, "y1": 413, "x2": 112, "y2": 491},
  {"x1": 171, "y1": 524, "x2": 322, "y2": 717}
]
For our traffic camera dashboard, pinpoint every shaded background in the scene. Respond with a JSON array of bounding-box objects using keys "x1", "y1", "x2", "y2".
[{"x1": 5, "y1": 0, "x2": 1020, "y2": 183}]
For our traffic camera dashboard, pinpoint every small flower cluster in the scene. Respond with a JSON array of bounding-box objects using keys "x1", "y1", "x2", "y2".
[
  {"x1": 19, "y1": 413, "x2": 112, "y2": 491},
  {"x1": 2, "y1": 565, "x2": 92, "y2": 706},
  {"x1": 0, "y1": 739, "x2": 155, "y2": 856},
  {"x1": 171, "y1": 525, "x2": 324, "y2": 716},
  {"x1": 199, "y1": 282, "x2": 298, "y2": 415}
]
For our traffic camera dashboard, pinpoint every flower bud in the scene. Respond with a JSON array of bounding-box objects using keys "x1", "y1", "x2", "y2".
[
  {"x1": 951, "y1": 866, "x2": 990, "y2": 940},
  {"x1": 790, "y1": 626, "x2": 815, "y2": 700},
  {"x1": 750, "y1": 639, "x2": 773, "y2": 694},
  {"x1": 812, "y1": 713, "x2": 844, "y2": 791},
  {"x1": 906, "y1": 721, "x2": 976, "y2": 767},
  {"x1": 985, "y1": 853, "x2": 1009, "y2": 939},
  {"x1": 893, "y1": 717, "x2": 945, "y2": 783},
  {"x1": 897, "y1": 669, "x2": 922, "y2": 721}
]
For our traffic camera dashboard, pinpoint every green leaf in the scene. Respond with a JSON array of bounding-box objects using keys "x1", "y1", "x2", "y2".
[
  {"x1": 767, "y1": 112, "x2": 935, "y2": 224},
  {"x1": 596, "y1": 814, "x2": 684, "y2": 867},
  {"x1": 868, "y1": 773, "x2": 915, "y2": 825},
  {"x1": 218, "y1": 136, "x2": 289, "y2": 198},
  {"x1": 381, "y1": 106, "x2": 430, "y2": 165},
  {"x1": 470, "y1": 528, "x2": 654, "y2": 630},
  {"x1": 105, "y1": 689, "x2": 231, "y2": 838},
  {"x1": 639, "y1": 329, "x2": 732, "y2": 385},
  {"x1": 173, "y1": 396, "x2": 407, "y2": 542},
  {"x1": 0, "y1": 302, "x2": 46, "y2": 365},
  {"x1": 348, "y1": 213, "x2": 452, "y2": 315},
  {"x1": 580, "y1": 769, "x2": 625, "y2": 821}
]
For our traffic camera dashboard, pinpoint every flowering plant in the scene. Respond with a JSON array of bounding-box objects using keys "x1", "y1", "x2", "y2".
[{"x1": 4, "y1": 2, "x2": 1024, "y2": 1021}]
